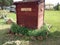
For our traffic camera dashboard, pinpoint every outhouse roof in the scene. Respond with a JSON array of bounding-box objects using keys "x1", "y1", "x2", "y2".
[
  {"x1": 14, "y1": 0, "x2": 44, "y2": 4},
  {"x1": 23, "y1": 0, "x2": 39, "y2": 2}
]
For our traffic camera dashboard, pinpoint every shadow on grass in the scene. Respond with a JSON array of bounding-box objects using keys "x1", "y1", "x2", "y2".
[
  {"x1": 48, "y1": 31, "x2": 60, "y2": 39},
  {"x1": 0, "y1": 28, "x2": 60, "y2": 45}
]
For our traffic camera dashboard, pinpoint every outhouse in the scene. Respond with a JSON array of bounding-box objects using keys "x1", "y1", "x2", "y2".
[{"x1": 14, "y1": 0, "x2": 45, "y2": 29}]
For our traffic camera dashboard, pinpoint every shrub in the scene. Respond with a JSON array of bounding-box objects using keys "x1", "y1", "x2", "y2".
[
  {"x1": 11, "y1": 23, "x2": 28, "y2": 35},
  {"x1": 10, "y1": 23, "x2": 49, "y2": 38},
  {"x1": 28, "y1": 24, "x2": 49, "y2": 37},
  {"x1": 54, "y1": 3, "x2": 60, "y2": 10},
  {"x1": 11, "y1": 23, "x2": 20, "y2": 33}
]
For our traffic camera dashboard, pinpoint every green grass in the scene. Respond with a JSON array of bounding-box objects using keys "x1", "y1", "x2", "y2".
[
  {"x1": 7, "y1": 13, "x2": 16, "y2": 21},
  {"x1": 0, "y1": 12, "x2": 16, "y2": 30},
  {"x1": 44, "y1": 10, "x2": 60, "y2": 37},
  {"x1": 0, "y1": 11, "x2": 60, "y2": 45},
  {"x1": 45, "y1": 10, "x2": 60, "y2": 31}
]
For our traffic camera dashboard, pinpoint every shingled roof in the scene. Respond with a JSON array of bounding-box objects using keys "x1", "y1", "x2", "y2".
[
  {"x1": 14, "y1": 0, "x2": 44, "y2": 4},
  {"x1": 23, "y1": 0, "x2": 45, "y2": 2},
  {"x1": 23, "y1": 0, "x2": 39, "y2": 2}
]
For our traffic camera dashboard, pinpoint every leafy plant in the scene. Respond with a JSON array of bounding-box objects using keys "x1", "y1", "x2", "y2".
[
  {"x1": 11, "y1": 23, "x2": 28, "y2": 35},
  {"x1": 27, "y1": 24, "x2": 49, "y2": 37},
  {"x1": 11, "y1": 23, "x2": 49, "y2": 38},
  {"x1": 11, "y1": 23, "x2": 20, "y2": 33}
]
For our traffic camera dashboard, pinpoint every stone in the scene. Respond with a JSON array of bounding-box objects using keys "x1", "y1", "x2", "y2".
[
  {"x1": 30, "y1": 36, "x2": 36, "y2": 40},
  {"x1": 19, "y1": 34, "x2": 23, "y2": 37},
  {"x1": 6, "y1": 19, "x2": 13, "y2": 24},
  {"x1": 37, "y1": 36, "x2": 43, "y2": 40},
  {"x1": 15, "y1": 33, "x2": 19, "y2": 36}
]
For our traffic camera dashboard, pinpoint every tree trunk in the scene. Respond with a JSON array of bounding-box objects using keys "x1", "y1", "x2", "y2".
[{"x1": 1, "y1": 5, "x2": 4, "y2": 10}]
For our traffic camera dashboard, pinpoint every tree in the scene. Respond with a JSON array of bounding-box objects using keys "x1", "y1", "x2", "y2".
[
  {"x1": 54, "y1": 3, "x2": 59, "y2": 10},
  {"x1": 0, "y1": 0, "x2": 13, "y2": 10}
]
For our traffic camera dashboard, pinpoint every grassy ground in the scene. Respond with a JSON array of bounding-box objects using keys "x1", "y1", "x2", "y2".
[
  {"x1": 0, "y1": 12, "x2": 16, "y2": 30},
  {"x1": 0, "y1": 11, "x2": 60, "y2": 45},
  {"x1": 44, "y1": 10, "x2": 60, "y2": 37}
]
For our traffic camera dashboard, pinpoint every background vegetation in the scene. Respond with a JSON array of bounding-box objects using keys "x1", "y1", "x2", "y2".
[{"x1": 0, "y1": 0, "x2": 13, "y2": 9}]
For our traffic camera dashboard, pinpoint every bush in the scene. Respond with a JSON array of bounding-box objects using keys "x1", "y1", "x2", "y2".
[
  {"x1": 54, "y1": 3, "x2": 60, "y2": 10},
  {"x1": 10, "y1": 23, "x2": 49, "y2": 38},
  {"x1": 11, "y1": 23, "x2": 28, "y2": 35},
  {"x1": 28, "y1": 24, "x2": 49, "y2": 37}
]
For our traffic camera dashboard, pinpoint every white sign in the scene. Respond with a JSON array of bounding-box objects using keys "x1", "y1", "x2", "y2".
[{"x1": 21, "y1": 8, "x2": 32, "y2": 11}]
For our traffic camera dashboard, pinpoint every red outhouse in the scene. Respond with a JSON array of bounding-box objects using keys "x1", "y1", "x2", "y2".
[{"x1": 14, "y1": 0, "x2": 45, "y2": 29}]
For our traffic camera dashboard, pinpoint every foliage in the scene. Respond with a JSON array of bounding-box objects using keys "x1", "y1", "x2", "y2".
[
  {"x1": 0, "y1": 0, "x2": 13, "y2": 6},
  {"x1": 0, "y1": 0, "x2": 13, "y2": 9},
  {"x1": 11, "y1": 23, "x2": 49, "y2": 37},
  {"x1": 28, "y1": 24, "x2": 49, "y2": 37},
  {"x1": 54, "y1": 3, "x2": 60, "y2": 10},
  {"x1": 11, "y1": 23, "x2": 28, "y2": 35}
]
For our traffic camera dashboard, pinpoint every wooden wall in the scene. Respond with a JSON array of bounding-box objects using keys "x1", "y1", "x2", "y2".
[
  {"x1": 15, "y1": 0, "x2": 45, "y2": 29},
  {"x1": 16, "y1": 2, "x2": 38, "y2": 29}
]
